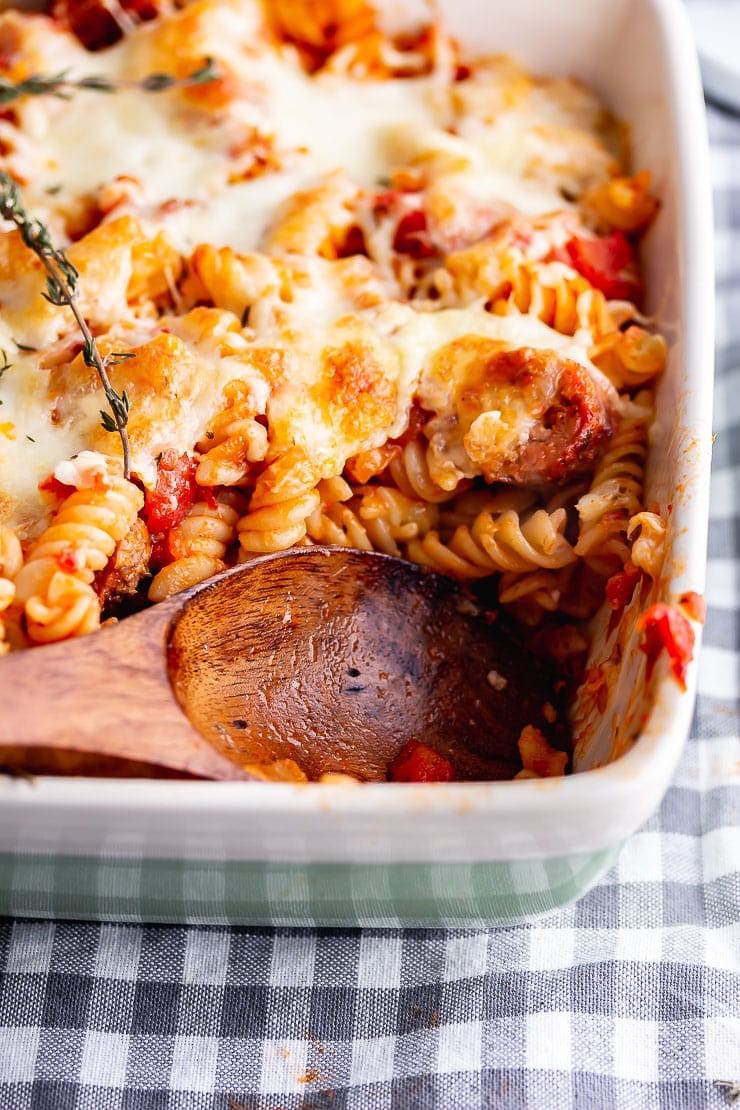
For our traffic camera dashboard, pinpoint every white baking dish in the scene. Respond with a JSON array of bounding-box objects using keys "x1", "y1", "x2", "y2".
[{"x1": 0, "y1": 0, "x2": 713, "y2": 926}]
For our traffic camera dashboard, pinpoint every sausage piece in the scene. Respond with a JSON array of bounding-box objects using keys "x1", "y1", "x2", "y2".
[
  {"x1": 477, "y1": 347, "x2": 616, "y2": 485},
  {"x1": 422, "y1": 339, "x2": 616, "y2": 489}
]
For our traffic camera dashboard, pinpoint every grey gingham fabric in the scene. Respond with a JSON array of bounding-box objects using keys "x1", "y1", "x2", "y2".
[{"x1": 0, "y1": 111, "x2": 739, "y2": 1110}]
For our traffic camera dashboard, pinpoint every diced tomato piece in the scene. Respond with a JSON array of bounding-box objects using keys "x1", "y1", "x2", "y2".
[
  {"x1": 141, "y1": 450, "x2": 198, "y2": 534},
  {"x1": 57, "y1": 548, "x2": 81, "y2": 573},
  {"x1": 52, "y1": 0, "x2": 159, "y2": 50},
  {"x1": 564, "y1": 230, "x2": 641, "y2": 301},
  {"x1": 393, "y1": 210, "x2": 436, "y2": 259},
  {"x1": 679, "y1": 591, "x2": 706, "y2": 625},
  {"x1": 201, "y1": 486, "x2": 219, "y2": 512},
  {"x1": 606, "y1": 564, "x2": 642, "y2": 613},
  {"x1": 388, "y1": 740, "x2": 454, "y2": 783},
  {"x1": 637, "y1": 603, "x2": 695, "y2": 690},
  {"x1": 38, "y1": 474, "x2": 76, "y2": 500},
  {"x1": 148, "y1": 534, "x2": 172, "y2": 570},
  {"x1": 372, "y1": 189, "x2": 397, "y2": 212},
  {"x1": 336, "y1": 224, "x2": 367, "y2": 258}
]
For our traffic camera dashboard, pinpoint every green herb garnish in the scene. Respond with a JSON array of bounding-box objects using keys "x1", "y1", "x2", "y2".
[
  {"x1": 0, "y1": 58, "x2": 220, "y2": 105},
  {"x1": 0, "y1": 172, "x2": 133, "y2": 477}
]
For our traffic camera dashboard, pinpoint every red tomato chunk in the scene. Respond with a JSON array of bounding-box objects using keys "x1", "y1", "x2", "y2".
[
  {"x1": 388, "y1": 740, "x2": 455, "y2": 782},
  {"x1": 393, "y1": 210, "x2": 436, "y2": 258},
  {"x1": 637, "y1": 603, "x2": 695, "y2": 690},
  {"x1": 564, "y1": 230, "x2": 640, "y2": 301},
  {"x1": 142, "y1": 450, "x2": 198, "y2": 534},
  {"x1": 53, "y1": 0, "x2": 159, "y2": 51},
  {"x1": 606, "y1": 564, "x2": 642, "y2": 613}
]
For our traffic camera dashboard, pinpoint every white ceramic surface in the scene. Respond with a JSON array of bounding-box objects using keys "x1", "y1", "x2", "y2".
[{"x1": 0, "y1": 0, "x2": 714, "y2": 868}]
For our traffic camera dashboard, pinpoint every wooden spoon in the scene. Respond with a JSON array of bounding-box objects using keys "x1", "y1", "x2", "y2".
[{"x1": 0, "y1": 548, "x2": 566, "y2": 781}]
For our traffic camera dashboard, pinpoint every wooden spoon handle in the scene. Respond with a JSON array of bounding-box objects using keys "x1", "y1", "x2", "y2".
[{"x1": 0, "y1": 601, "x2": 248, "y2": 780}]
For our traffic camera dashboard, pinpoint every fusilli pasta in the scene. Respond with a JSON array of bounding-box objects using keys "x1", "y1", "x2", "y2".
[
  {"x1": 627, "y1": 510, "x2": 666, "y2": 580},
  {"x1": 237, "y1": 449, "x2": 322, "y2": 555},
  {"x1": 148, "y1": 490, "x2": 246, "y2": 601},
  {"x1": 574, "y1": 392, "x2": 653, "y2": 573},
  {"x1": 406, "y1": 505, "x2": 576, "y2": 580},
  {"x1": 13, "y1": 468, "x2": 144, "y2": 643},
  {"x1": 0, "y1": 0, "x2": 674, "y2": 783},
  {"x1": 196, "y1": 381, "x2": 269, "y2": 487},
  {"x1": 581, "y1": 171, "x2": 659, "y2": 233},
  {"x1": 0, "y1": 525, "x2": 22, "y2": 655},
  {"x1": 387, "y1": 440, "x2": 458, "y2": 504},
  {"x1": 590, "y1": 324, "x2": 667, "y2": 390},
  {"x1": 306, "y1": 481, "x2": 438, "y2": 556}
]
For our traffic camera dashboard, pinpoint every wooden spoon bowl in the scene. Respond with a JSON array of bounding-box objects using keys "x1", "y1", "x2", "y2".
[{"x1": 0, "y1": 548, "x2": 566, "y2": 781}]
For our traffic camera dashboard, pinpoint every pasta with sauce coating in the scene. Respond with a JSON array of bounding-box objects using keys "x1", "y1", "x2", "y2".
[
  {"x1": 0, "y1": 0, "x2": 673, "y2": 785},
  {"x1": 12, "y1": 468, "x2": 143, "y2": 643}
]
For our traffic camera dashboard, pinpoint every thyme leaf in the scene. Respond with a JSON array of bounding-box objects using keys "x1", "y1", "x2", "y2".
[
  {"x1": 100, "y1": 388, "x2": 130, "y2": 433},
  {"x1": 0, "y1": 172, "x2": 133, "y2": 477},
  {"x1": 0, "y1": 57, "x2": 220, "y2": 105}
]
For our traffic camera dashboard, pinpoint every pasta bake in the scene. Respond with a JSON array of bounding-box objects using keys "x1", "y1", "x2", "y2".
[{"x1": 0, "y1": 0, "x2": 691, "y2": 781}]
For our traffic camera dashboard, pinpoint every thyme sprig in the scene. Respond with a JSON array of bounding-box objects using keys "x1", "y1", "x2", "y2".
[
  {"x1": 0, "y1": 171, "x2": 133, "y2": 477},
  {"x1": 0, "y1": 57, "x2": 220, "y2": 105}
]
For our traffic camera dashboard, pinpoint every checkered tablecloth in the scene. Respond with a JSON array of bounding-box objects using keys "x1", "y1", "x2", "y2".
[{"x1": 0, "y1": 102, "x2": 739, "y2": 1110}]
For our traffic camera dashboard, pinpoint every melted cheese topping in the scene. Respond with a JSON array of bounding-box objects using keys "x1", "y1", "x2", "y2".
[
  {"x1": 7, "y1": 8, "x2": 579, "y2": 239},
  {"x1": 8, "y1": 14, "x2": 445, "y2": 229},
  {"x1": 0, "y1": 0, "x2": 623, "y2": 537}
]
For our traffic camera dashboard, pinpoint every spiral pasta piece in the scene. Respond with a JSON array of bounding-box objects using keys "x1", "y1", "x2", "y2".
[
  {"x1": 187, "y1": 244, "x2": 279, "y2": 317},
  {"x1": 358, "y1": 485, "x2": 439, "y2": 552},
  {"x1": 438, "y1": 487, "x2": 537, "y2": 531},
  {"x1": 406, "y1": 506, "x2": 577, "y2": 580},
  {"x1": 148, "y1": 491, "x2": 246, "y2": 602},
  {"x1": 387, "y1": 440, "x2": 457, "y2": 503},
  {"x1": 237, "y1": 448, "x2": 322, "y2": 555},
  {"x1": 196, "y1": 381, "x2": 269, "y2": 487},
  {"x1": 499, "y1": 568, "x2": 563, "y2": 614},
  {"x1": 0, "y1": 525, "x2": 23, "y2": 581},
  {"x1": 447, "y1": 235, "x2": 627, "y2": 340},
  {"x1": 13, "y1": 469, "x2": 144, "y2": 643},
  {"x1": 492, "y1": 260, "x2": 592, "y2": 335},
  {"x1": 627, "y1": 510, "x2": 666, "y2": 580},
  {"x1": 492, "y1": 261, "x2": 636, "y2": 348},
  {"x1": 305, "y1": 477, "x2": 374, "y2": 551},
  {"x1": 581, "y1": 171, "x2": 659, "y2": 233},
  {"x1": 574, "y1": 393, "x2": 652, "y2": 572},
  {"x1": 22, "y1": 573, "x2": 101, "y2": 645},
  {"x1": 306, "y1": 482, "x2": 439, "y2": 556},
  {"x1": 590, "y1": 325, "x2": 667, "y2": 390},
  {"x1": 405, "y1": 529, "x2": 491, "y2": 579},
  {"x1": 0, "y1": 577, "x2": 15, "y2": 655},
  {"x1": 0, "y1": 525, "x2": 23, "y2": 655},
  {"x1": 239, "y1": 490, "x2": 322, "y2": 554}
]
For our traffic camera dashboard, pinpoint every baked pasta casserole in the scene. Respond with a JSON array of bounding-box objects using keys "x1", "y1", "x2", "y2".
[{"x1": 0, "y1": 0, "x2": 696, "y2": 781}]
